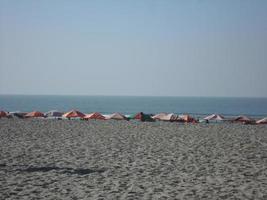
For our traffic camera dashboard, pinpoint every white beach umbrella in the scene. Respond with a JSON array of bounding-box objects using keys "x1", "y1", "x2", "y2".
[
  {"x1": 256, "y1": 117, "x2": 267, "y2": 124},
  {"x1": 106, "y1": 113, "x2": 127, "y2": 120},
  {"x1": 204, "y1": 114, "x2": 224, "y2": 121}
]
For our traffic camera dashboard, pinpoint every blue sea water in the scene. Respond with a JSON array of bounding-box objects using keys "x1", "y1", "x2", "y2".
[{"x1": 0, "y1": 95, "x2": 267, "y2": 117}]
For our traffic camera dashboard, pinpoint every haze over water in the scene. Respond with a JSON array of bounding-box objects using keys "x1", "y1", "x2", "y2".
[{"x1": 1, "y1": 1, "x2": 267, "y2": 98}]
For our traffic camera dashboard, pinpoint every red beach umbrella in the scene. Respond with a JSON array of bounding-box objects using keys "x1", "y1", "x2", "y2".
[
  {"x1": 133, "y1": 112, "x2": 143, "y2": 120},
  {"x1": 0, "y1": 111, "x2": 7, "y2": 118},
  {"x1": 84, "y1": 112, "x2": 105, "y2": 120},
  {"x1": 130, "y1": 112, "x2": 154, "y2": 122}
]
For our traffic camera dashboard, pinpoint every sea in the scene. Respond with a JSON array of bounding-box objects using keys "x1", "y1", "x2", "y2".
[{"x1": 0, "y1": 95, "x2": 267, "y2": 118}]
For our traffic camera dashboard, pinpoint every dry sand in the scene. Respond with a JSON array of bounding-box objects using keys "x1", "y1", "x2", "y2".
[{"x1": 0, "y1": 119, "x2": 267, "y2": 200}]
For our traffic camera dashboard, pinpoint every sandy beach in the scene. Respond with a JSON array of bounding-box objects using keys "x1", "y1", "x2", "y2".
[{"x1": 0, "y1": 119, "x2": 267, "y2": 199}]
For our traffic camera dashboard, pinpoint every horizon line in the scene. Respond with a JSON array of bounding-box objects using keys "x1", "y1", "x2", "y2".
[{"x1": 0, "y1": 93, "x2": 267, "y2": 99}]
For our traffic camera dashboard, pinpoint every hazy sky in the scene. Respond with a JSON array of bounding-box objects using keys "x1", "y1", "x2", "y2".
[{"x1": 0, "y1": 0, "x2": 267, "y2": 97}]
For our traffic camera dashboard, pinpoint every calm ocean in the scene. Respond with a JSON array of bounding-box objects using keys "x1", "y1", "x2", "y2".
[{"x1": 0, "y1": 95, "x2": 266, "y2": 117}]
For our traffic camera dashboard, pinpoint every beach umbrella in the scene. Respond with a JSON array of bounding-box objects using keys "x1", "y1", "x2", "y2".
[
  {"x1": 152, "y1": 113, "x2": 168, "y2": 120},
  {"x1": 0, "y1": 111, "x2": 7, "y2": 118},
  {"x1": 152, "y1": 113, "x2": 180, "y2": 122},
  {"x1": 106, "y1": 113, "x2": 127, "y2": 120},
  {"x1": 204, "y1": 114, "x2": 224, "y2": 121},
  {"x1": 179, "y1": 114, "x2": 197, "y2": 123},
  {"x1": 130, "y1": 112, "x2": 155, "y2": 122},
  {"x1": 45, "y1": 110, "x2": 63, "y2": 118},
  {"x1": 256, "y1": 117, "x2": 267, "y2": 124},
  {"x1": 84, "y1": 112, "x2": 105, "y2": 120},
  {"x1": 233, "y1": 115, "x2": 254, "y2": 124},
  {"x1": 62, "y1": 110, "x2": 85, "y2": 118},
  {"x1": 25, "y1": 111, "x2": 44, "y2": 118}
]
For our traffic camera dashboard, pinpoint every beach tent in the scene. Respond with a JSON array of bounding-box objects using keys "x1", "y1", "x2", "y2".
[
  {"x1": 0, "y1": 111, "x2": 7, "y2": 118},
  {"x1": 106, "y1": 113, "x2": 127, "y2": 120},
  {"x1": 45, "y1": 110, "x2": 63, "y2": 118},
  {"x1": 233, "y1": 115, "x2": 254, "y2": 124},
  {"x1": 84, "y1": 112, "x2": 105, "y2": 120},
  {"x1": 256, "y1": 117, "x2": 267, "y2": 124},
  {"x1": 152, "y1": 113, "x2": 180, "y2": 122},
  {"x1": 179, "y1": 114, "x2": 197, "y2": 123},
  {"x1": 129, "y1": 112, "x2": 154, "y2": 122},
  {"x1": 62, "y1": 110, "x2": 85, "y2": 118},
  {"x1": 204, "y1": 114, "x2": 224, "y2": 121},
  {"x1": 25, "y1": 111, "x2": 44, "y2": 118}
]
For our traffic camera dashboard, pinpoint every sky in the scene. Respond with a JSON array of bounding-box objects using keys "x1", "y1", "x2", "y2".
[{"x1": 0, "y1": 0, "x2": 267, "y2": 97}]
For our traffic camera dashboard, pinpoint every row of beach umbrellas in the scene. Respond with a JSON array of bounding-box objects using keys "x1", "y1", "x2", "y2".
[{"x1": 0, "y1": 110, "x2": 266, "y2": 124}]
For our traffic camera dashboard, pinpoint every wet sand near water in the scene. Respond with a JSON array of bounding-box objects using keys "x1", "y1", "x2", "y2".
[{"x1": 0, "y1": 119, "x2": 267, "y2": 199}]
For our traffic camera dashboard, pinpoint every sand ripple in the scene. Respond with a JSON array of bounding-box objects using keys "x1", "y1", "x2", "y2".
[{"x1": 0, "y1": 119, "x2": 267, "y2": 199}]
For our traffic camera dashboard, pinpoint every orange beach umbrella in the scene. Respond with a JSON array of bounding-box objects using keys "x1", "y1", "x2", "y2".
[
  {"x1": 25, "y1": 111, "x2": 44, "y2": 118},
  {"x1": 63, "y1": 110, "x2": 85, "y2": 118},
  {"x1": 179, "y1": 114, "x2": 197, "y2": 123}
]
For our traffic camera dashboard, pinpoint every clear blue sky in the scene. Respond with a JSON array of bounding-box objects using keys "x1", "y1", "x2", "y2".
[{"x1": 0, "y1": 0, "x2": 267, "y2": 97}]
